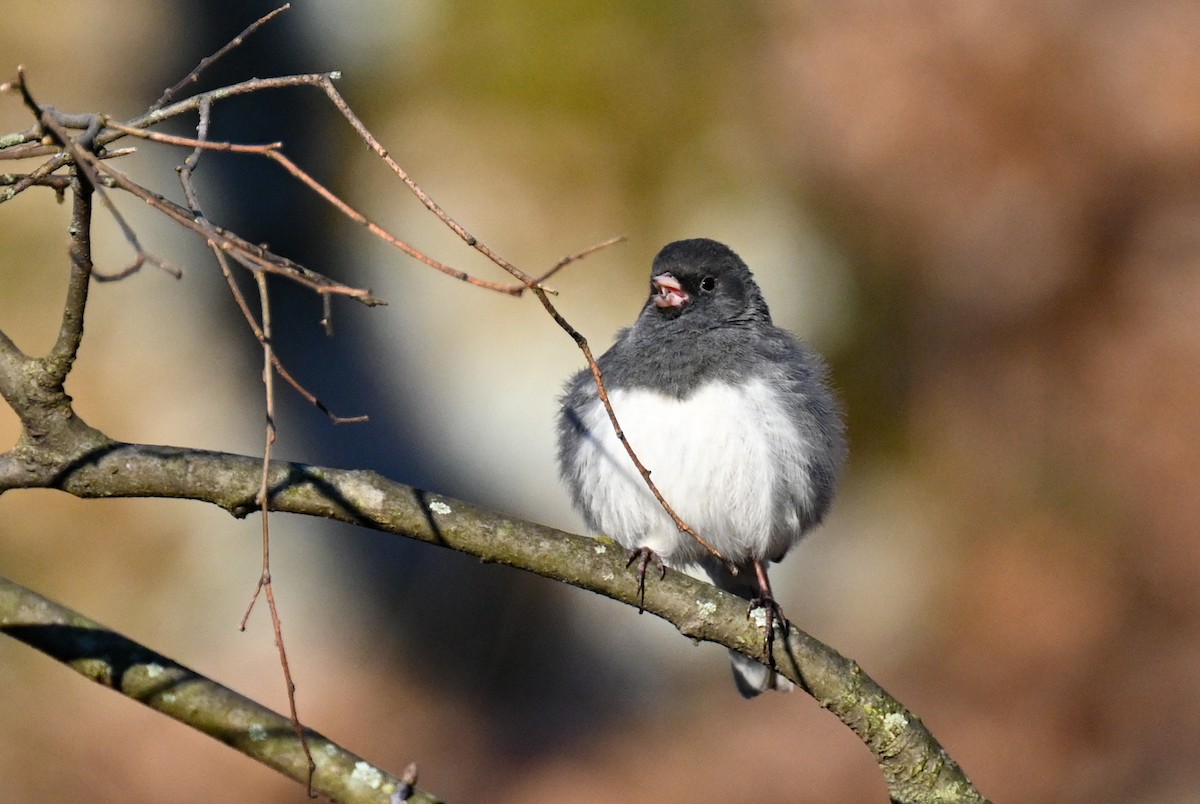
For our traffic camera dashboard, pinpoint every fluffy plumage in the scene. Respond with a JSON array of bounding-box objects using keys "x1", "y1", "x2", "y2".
[{"x1": 557, "y1": 238, "x2": 846, "y2": 696}]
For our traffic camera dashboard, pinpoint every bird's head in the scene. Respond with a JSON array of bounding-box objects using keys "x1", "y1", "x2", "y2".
[{"x1": 643, "y1": 238, "x2": 770, "y2": 326}]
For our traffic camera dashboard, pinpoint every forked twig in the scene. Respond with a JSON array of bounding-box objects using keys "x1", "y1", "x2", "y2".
[
  {"x1": 151, "y1": 4, "x2": 292, "y2": 112},
  {"x1": 11, "y1": 72, "x2": 180, "y2": 280},
  {"x1": 92, "y1": 158, "x2": 382, "y2": 303},
  {"x1": 237, "y1": 272, "x2": 317, "y2": 794},
  {"x1": 535, "y1": 235, "x2": 627, "y2": 286},
  {"x1": 317, "y1": 76, "x2": 541, "y2": 291},
  {"x1": 107, "y1": 111, "x2": 543, "y2": 295},
  {"x1": 176, "y1": 102, "x2": 367, "y2": 424}
]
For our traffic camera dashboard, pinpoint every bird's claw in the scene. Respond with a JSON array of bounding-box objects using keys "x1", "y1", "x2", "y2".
[
  {"x1": 626, "y1": 546, "x2": 665, "y2": 613},
  {"x1": 748, "y1": 594, "x2": 789, "y2": 670}
]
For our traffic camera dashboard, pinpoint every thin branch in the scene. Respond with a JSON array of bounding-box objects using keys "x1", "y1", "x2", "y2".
[
  {"x1": 47, "y1": 179, "x2": 94, "y2": 378},
  {"x1": 151, "y1": 3, "x2": 292, "y2": 112},
  {"x1": 106, "y1": 118, "x2": 535, "y2": 295},
  {"x1": 534, "y1": 235, "x2": 627, "y2": 286},
  {"x1": 263, "y1": 148, "x2": 532, "y2": 293},
  {"x1": 317, "y1": 76, "x2": 539, "y2": 289},
  {"x1": 0, "y1": 574, "x2": 439, "y2": 804},
  {"x1": 0, "y1": 139, "x2": 58, "y2": 160},
  {"x1": 0, "y1": 152, "x2": 70, "y2": 203},
  {"x1": 217, "y1": 248, "x2": 368, "y2": 422},
  {"x1": 530, "y1": 285, "x2": 729, "y2": 566},
  {"x1": 176, "y1": 101, "x2": 367, "y2": 423},
  {"x1": 182, "y1": 95, "x2": 213, "y2": 172},
  {"x1": 12, "y1": 65, "x2": 41, "y2": 117},
  {"x1": 104, "y1": 119, "x2": 281, "y2": 154},
  {"x1": 121, "y1": 73, "x2": 342, "y2": 137},
  {"x1": 170, "y1": 97, "x2": 333, "y2": 796},
  {"x1": 236, "y1": 272, "x2": 317, "y2": 793},
  {"x1": 92, "y1": 159, "x2": 383, "y2": 304},
  {"x1": 30, "y1": 101, "x2": 180, "y2": 280}
]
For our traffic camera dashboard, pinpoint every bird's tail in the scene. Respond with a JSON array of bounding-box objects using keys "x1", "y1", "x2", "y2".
[{"x1": 680, "y1": 558, "x2": 795, "y2": 698}]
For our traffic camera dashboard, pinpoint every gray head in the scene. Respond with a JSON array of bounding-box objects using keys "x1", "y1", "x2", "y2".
[
  {"x1": 582, "y1": 238, "x2": 782, "y2": 396},
  {"x1": 639, "y1": 239, "x2": 772, "y2": 330}
]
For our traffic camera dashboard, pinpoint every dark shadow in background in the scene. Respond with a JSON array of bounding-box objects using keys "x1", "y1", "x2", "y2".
[{"x1": 157, "y1": 1, "x2": 637, "y2": 757}]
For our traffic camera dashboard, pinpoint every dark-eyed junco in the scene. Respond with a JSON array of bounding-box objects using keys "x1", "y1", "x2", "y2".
[{"x1": 557, "y1": 238, "x2": 846, "y2": 697}]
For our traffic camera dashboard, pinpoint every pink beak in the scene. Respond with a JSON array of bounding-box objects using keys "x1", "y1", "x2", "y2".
[{"x1": 652, "y1": 273, "x2": 689, "y2": 308}]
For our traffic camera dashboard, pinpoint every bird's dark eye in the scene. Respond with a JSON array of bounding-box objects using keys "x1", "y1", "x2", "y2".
[{"x1": 700, "y1": 276, "x2": 716, "y2": 292}]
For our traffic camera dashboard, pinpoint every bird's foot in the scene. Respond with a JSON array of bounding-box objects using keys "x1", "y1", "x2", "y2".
[
  {"x1": 748, "y1": 560, "x2": 789, "y2": 670},
  {"x1": 747, "y1": 594, "x2": 789, "y2": 670},
  {"x1": 626, "y1": 546, "x2": 666, "y2": 614}
]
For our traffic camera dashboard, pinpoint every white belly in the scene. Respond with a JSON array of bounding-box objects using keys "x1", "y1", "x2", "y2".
[{"x1": 571, "y1": 378, "x2": 815, "y2": 565}]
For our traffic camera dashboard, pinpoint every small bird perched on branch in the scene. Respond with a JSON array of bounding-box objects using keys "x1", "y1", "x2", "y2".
[{"x1": 557, "y1": 238, "x2": 846, "y2": 697}]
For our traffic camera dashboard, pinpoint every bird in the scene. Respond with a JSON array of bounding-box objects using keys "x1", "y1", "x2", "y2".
[{"x1": 557, "y1": 237, "x2": 846, "y2": 697}]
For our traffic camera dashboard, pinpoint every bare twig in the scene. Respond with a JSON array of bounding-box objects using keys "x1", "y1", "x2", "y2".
[
  {"x1": 93, "y1": 158, "x2": 383, "y2": 303},
  {"x1": 0, "y1": 138, "x2": 57, "y2": 160},
  {"x1": 317, "y1": 76, "x2": 540, "y2": 290},
  {"x1": 151, "y1": 4, "x2": 292, "y2": 112},
  {"x1": 0, "y1": 152, "x2": 70, "y2": 202},
  {"x1": 263, "y1": 148, "x2": 534, "y2": 293},
  {"x1": 182, "y1": 96, "x2": 213, "y2": 172},
  {"x1": 12, "y1": 65, "x2": 40, "y2": 117},
  {"x1": 240, "y1": 273, "x2": 275, "y2": 634},
  {"x1": 125, "y1": 73, "x2": 342, "y2": 135},
  {"x1": 529, "y1": 283, "x2": 729, "y2": 566},
  {"x1": 106, "y1": 117, "x2": 535, "y2": 295},
  {"x1": 1, "y1": 151, "x2": 134, "y2": 197},
  {"x1": 24, "y1": 95, "x2": 180, "y2": 280},
  {"x1": 105, "y1": 119, "x2": 282, "y2": 154},
  {"x1": 235, "y1": 272, "x2": 317, "y2": 794},
  {"x1": 175, "y1": 101, "x2": 366, "y2": 424},
  {"x1": 216, "y1": 241, "x2": 367, "y2": 422},
  {"x1": 535, "y1": 235, "x2": 627, "y2": 286}
]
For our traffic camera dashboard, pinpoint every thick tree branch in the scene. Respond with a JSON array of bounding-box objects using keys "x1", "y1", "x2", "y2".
[
  {"x1": 0, "y1": 574, "x2": 437, "y2": 804},
  {"x1": 0, "y1": 431, "x2": 986, "y2": 804}
]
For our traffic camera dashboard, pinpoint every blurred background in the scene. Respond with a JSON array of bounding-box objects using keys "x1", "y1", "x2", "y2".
[{"x1": 2, "y1": 1, "x2": 1199, "y2": 801}]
